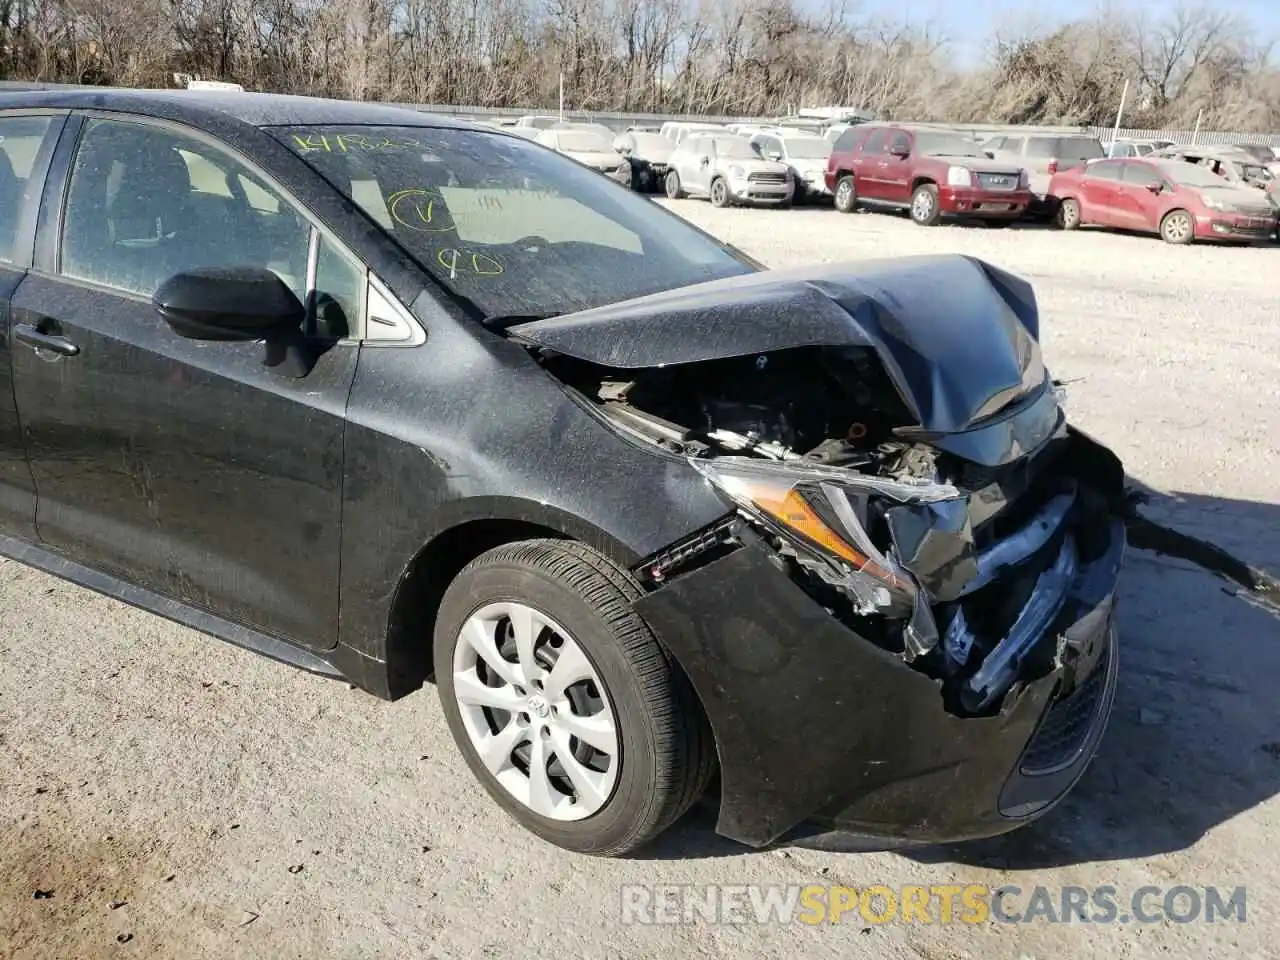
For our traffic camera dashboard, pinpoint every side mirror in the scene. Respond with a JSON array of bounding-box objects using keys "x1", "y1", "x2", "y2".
[
  {"x1": 699, "y1": 156, "x2": 710, "y2": 166},
  {"x1": 153, "y1": 266, "x2": 315, "y2": 377},
  {"x1": 1145, "y1": 181, "x2": 1163, "y2": 194},
  {"x1": 984, "y1": 150, "x2": 995, "y2": 159},
  {"x1": 766, "y1": 151, "x2": 783, "y2": 162}
]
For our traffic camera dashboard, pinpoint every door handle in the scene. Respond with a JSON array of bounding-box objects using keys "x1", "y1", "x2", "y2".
[{"x1": 14, "y1": 323, "x2": 80, "y2": 358}]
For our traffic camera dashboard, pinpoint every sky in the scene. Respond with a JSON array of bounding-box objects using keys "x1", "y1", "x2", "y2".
[{"x1": 832, "y1": 0, "x2": 1280, "y2": 66}]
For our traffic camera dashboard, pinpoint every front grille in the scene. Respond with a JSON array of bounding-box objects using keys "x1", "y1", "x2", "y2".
[
  {"x1": 748, "y1": 172, "x2": 787, "y2": 184},
  {"x1": 976, "y1": 172, "x2": 1020, "y2": 191},
  {"x1": 1020, "y1": 645, "x2": 1110, "y2": 775}
]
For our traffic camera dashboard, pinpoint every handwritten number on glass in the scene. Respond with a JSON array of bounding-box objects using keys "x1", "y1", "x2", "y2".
[{"x1": 436, "y1": 248, "x2": 504, "y2": 279}]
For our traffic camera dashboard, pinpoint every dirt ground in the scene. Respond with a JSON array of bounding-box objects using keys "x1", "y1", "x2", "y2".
[{"x1": 2, "y1": 202, "x2": 1278, "y2": 959}]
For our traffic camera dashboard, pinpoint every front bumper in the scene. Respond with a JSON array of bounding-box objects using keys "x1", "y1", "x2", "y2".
[
  {"x1": 634, "y1": 456, "x2": 1124, "y2": 849},
  {"x1": 939, "y1": 186, "x2": 1031, "y2": 218},
  {"x1": 727, "y1": 178, "x2": 794, "y2": 205},
  {"x1": 1196, "y1": 212, "x2": 1278, "y2": 240}
]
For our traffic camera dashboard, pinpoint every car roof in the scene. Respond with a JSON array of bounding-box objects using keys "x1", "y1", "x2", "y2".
[{"x1": 0, "y1": 88, "x2": 491, "y2": 134}]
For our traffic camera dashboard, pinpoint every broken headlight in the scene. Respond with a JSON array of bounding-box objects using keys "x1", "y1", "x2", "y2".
[{"x1": 689, "y1": 456, "x2": 961, "y2": 618}]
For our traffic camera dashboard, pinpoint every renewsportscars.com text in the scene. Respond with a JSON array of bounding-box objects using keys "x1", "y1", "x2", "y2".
[{"x1": 619, "y1": 883, "x2": 1247, "y2": 926}]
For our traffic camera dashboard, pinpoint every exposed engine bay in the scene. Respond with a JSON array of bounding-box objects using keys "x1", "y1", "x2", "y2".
[{"x1": 540, "y1": 343, "x2": 1125, "y2": 719}]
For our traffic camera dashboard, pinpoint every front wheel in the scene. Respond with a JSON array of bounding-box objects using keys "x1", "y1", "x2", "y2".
[
  {"x1": 664, "y1": 170, "x2": 685, "y2": 199},
  {"x1": 434, "y1": 540, "x2": 715, "y2": 857},
  {"x1": 1160, "y1": 209, "x2": 1194, "y2": 245},
  {"x1": 909, "y1": 183, "x2": 942, "y2": 226},
  {"x1": 709, "y1": 177, "x2": 731, "y2": 207}
]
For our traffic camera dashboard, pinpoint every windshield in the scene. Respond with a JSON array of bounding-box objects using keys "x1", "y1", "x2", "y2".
[
  {"x1": 714, "y1": 137, "x2": 757, "y2": 159},
  {"x1": 914, "y1": 132, "x2": 985, "y2": 157},
  {"x1": 556, "y1": 131, "x2": 613, "y2": 153},
  {"x1": 274, "y1": 126, "x2": 751, "y2": 320},
  {"x1": 781, "y1": 137, "x2": 831, "y2": 159}
]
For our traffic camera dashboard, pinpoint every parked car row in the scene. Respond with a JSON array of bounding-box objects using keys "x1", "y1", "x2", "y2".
[{"x1": 508, "y1": 114, "x2": 1279, "y2": 245}]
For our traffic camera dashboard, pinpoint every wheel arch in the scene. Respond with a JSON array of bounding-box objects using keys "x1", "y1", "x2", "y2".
[
  {"x1": 910, "y1": 175, "x2": 938, "y2": 193},
  {"x1": 380, "y1": 498, "x2": 640, "y2": 699}
]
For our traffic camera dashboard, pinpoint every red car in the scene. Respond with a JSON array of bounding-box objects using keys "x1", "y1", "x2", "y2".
[
  {"x1": 825, "y1": 123, "x2": 1031, "y2": 226},
  {"x1": 1049, "y1": 157, "x2": 1279, "y2": 244}
]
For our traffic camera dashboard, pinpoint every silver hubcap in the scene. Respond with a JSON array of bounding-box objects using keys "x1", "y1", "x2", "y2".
[
  {"x1": 1063, "y1": 201, "x2": 1077, "y2": 224},
  {"x1": 1166, "y1": 215, "x2": 1190, "y2": 240},
  {"x1": 913, "y1": 190, "x2": 933, "y2": 219},
  {"x1": 837, "y1": 182, "x2": 851, "y2": 205},
  {"x1": 452, "y1": 601, "x2": 619, "y2": 821},
  {"x1": 712, "y1": 182, "x2": 725, "y2": 203}
]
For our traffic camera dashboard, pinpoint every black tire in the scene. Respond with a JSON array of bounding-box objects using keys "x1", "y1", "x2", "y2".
[
  {"x1": 664, "y1": 170, "x2": 685, "y2": 199},
  {"x1": 709, "y1": 177, "x2": 731, "y2": 207},
  {"x1": 1056, "y1": 197, "x2": 1081, "y2": 230},
  {"x1": 1160, "y1": 208, "x2": 1194, "y2": 245},
  {"x1": 984, "y1": 219, "x2": 1013, "y2": 228},
  {"x1": 433, "y1": 539, "x2": 716, "y2": 857},
  {"x1": 909, "y1": 182, "x2": 942, "y2": 226},
  {"x1": 833, "y1": 174, "x2": 857, "y2": 213}
]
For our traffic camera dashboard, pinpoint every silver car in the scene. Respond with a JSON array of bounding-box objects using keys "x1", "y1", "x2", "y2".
[
  {"x1": 982, "y1": 133, "x2": 1106, "y2": 215},
  {"x1": 750, "y1": 132, "x2": 833, "y2": 201},
  {"x1": 664, "y1": 135, "x2": 794, "y2": 207},
  {"x1": 534, "y1": 129, "x2": 623, "y2": 176}
]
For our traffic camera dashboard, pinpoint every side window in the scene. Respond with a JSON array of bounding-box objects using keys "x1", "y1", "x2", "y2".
[
  {"x1": 60, "y1": 119, "x2": 310, "y2": 301},
  {"x1": 887, "y1": 131, "x2": 911, "y2": 155},
  {"x1": 0, "y1": 115, "x2": 53, "y2": 264},
  {"x1": 1025, "y1": 138, "x2": 1056, "y2": 158},
  {"x1": 1085, "y1": 160, "x2": 1124, "y2": 180},
  {"x1": 311, "y1": 237, "x2": 364, "y2": 340},
  {"x1": 986, "y1": 137, "x2": 1006, "y2": 151},
  {"x1": 1120, "y1": 162, "x2": 1158, "y2": 185},
  {"x1": 860, "y1": 129, "x2": 887, "y2": 153},
  {"x1": 832, "y1": 127, "x2": 860, "y2": 152}
]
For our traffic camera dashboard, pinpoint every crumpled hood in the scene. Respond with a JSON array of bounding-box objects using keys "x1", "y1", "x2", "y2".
[{"x1": 509, "y1": 254, "x2": 1047, "y2": 437}]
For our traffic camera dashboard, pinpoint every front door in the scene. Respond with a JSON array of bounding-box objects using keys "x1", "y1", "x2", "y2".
[
  {"x1": 881, "y1": 130, "x2": 914, "y2": 204},
  {"x1": 0, "y1": 113, "x2": 62, "y2": 544},
  {"x1": 10, "y1": 115, "x2": 366, "y2": 649}
]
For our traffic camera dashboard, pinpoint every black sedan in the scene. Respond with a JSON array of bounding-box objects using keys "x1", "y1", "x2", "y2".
[{"x1": 0, "y1": 90, "x2": 1126, "y2": 856}]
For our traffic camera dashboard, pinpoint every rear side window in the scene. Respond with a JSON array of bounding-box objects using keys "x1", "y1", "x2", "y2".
[
  {"x1": 832, "y1": 127, "x2": 863, "y2": 152},
  {"x1": 1057, "y1": 138, "x2": 1105, "y2": 162},
  {"x1": 0, "y1": 115, "x2": 53, "y2": 264},
  {"x1": 1025, "y1": 138, "x2": 1058, "y2": 158}
]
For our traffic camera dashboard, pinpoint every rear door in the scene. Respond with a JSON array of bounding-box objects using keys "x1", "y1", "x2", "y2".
[
  {"x1": 0, "y1": 112, "x2": 64, "y2": 545},
  {"x1": 10, "y1": 114, "x2": 366, "y2": 650},
  {"x1": 1077, "y1": 159, "x2": 1126, "y2": 226},
  {"x1": 852, "y1": 128, "x2": 889, "y2": 199}
]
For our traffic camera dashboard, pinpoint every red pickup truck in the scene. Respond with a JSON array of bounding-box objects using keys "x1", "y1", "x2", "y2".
[{"x1": 825, "y1": 124, "x2": 1031, "y2": 226}]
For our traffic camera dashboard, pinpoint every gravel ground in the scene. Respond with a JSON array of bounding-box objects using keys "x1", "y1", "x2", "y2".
[{"x1": 3, "y1": 202, "x2": 1278, "y2": 959}]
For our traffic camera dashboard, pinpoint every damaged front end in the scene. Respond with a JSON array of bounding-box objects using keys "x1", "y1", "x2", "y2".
[{"x1": 511, "y1": 254, "x2": 1127, "y2": 845}]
